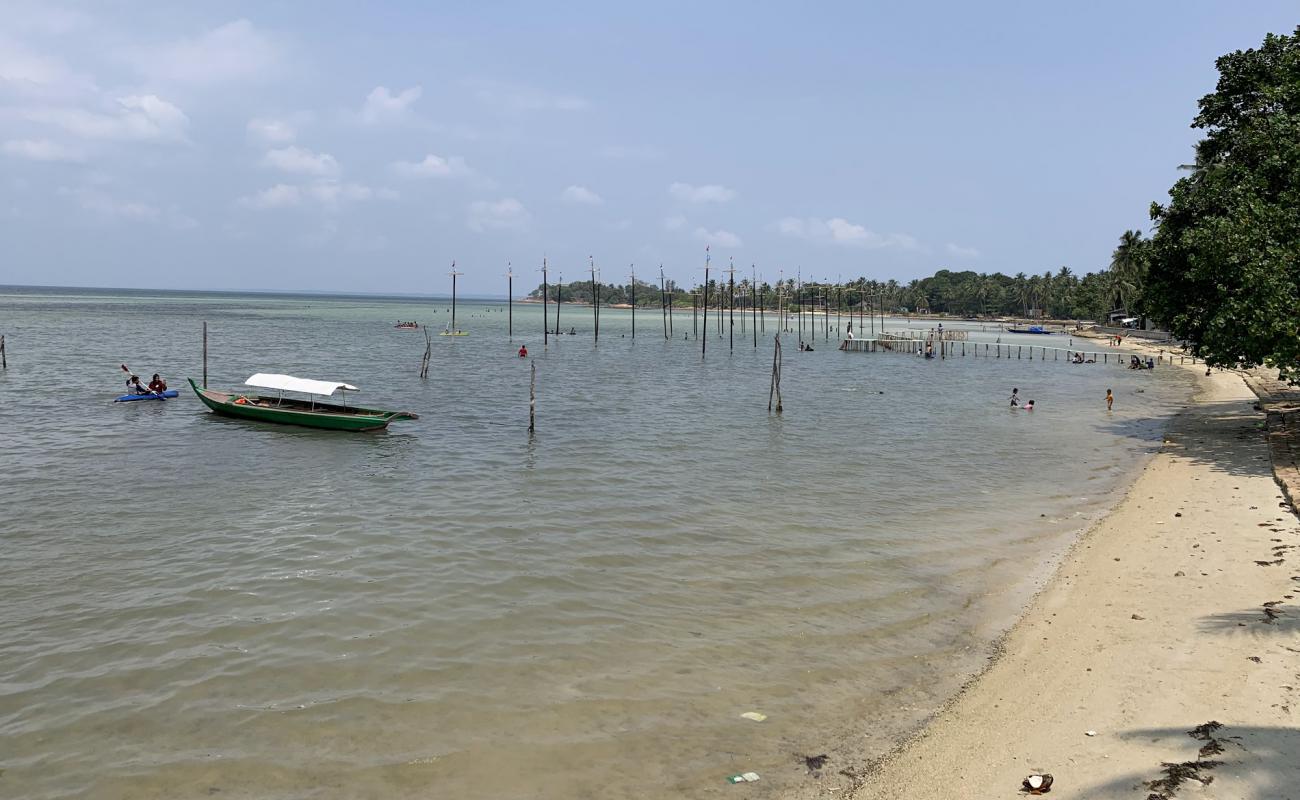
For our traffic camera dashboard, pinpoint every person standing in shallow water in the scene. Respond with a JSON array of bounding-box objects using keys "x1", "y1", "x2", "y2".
[
  {"x1": 1106, "y1": 389, "x2": 1114, "y2": 411},
  {"x1": 1009, "y1": 387, "x2": 1019, "y2": 408}
]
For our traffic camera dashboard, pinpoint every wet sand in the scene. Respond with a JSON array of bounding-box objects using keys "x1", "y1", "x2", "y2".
[{"x1": 785, "y1": 366, "x2": 1300, "y2": 799}]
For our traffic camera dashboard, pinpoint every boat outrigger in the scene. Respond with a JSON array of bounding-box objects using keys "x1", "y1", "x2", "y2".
[{"x1": 188, "y1": 374, "x2": 418, "y2": 432}]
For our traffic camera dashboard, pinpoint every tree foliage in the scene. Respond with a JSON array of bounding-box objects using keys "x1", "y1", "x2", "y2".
[{"x1": 1146, "y1": 27, "x2": 1300, "y2": 380}]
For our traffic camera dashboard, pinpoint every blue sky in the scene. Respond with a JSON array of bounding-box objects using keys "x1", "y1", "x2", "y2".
[{"x1": 2, "y1": 1, "x2": 1295, "y2": 295}]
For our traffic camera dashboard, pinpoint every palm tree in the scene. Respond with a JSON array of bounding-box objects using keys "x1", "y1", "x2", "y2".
[{"x1": 1109, "y1": 230, "x2": 1148, "y2": 314}]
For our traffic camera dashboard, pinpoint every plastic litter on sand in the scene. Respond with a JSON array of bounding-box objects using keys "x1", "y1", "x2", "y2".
[
  {"x1": 727, "y1": 772, "x2": 761, "y2": 784},
  {"x1": 740, "y1": 712, "x2": 767, "y2": 722}
]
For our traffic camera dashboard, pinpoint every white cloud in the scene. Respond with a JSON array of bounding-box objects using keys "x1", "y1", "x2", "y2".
[
  {"x1": 247, "y1": 117, "x2": 296, "y2": 143},
  {"x1": 240, "y1": 183, "x2": 300, "y2": 209},
  {"x1": 262, "y1": 145, "x2": 338, "y2": 176},
  {"x1": 125, "y1": 19, "x2": 280, "y2": 86},
  {"x1": 946, "y1": 242, "x2": 981, "y2": 260},
  {"x1": 239, "y1": 180, "x2": 377, "y2": 211},
  {"x1": 693, "y1": 227, "x2": 742, "y2": 248},
  {"x1": 663, "y1": 215, "x2": 686, "y2": 231},
  {"x1": 669, "y1": 182, "x2": 736, "y2": 204},
  {"x1": 24, "y1": 94, "x2": 189, "y2": 141},
  {"x1": 61, "y1": 185, "x2": 195, "y2": 228},
  {"x1": 777, "y1": 216, "x2": 922, "y2": 251},
  {"x1": 598, "y1": 144, "x2": 662, "y2": 160},
  {"x1": 391, "y1": 153, "x2": 471, "y2": 178},
  {"x1": 467, "y1": 197, "x2": 530, "y2": 232},
  {"x1": 2, "y1": 138, "x2": 83, "y2": 162},
  {"x1": 307, "y1": 180, "x2": 372, "y2": 205},
  {"x1": 0, "y1": 38, "x2": 96, "y2": 99},
  {"x1": 470, "y1": 79, "x2": 588, "y2": 112},
  {"x1": 561, "y1": 185, "x2": 602, "y2": 205},
  {"x1": 360, "y1": 85, "x2": 422, "y2": 124}
]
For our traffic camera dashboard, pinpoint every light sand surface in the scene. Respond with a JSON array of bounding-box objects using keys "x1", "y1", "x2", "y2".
[{"x1": 787, "y1": 368, "x2": 1300, "y2": 799}]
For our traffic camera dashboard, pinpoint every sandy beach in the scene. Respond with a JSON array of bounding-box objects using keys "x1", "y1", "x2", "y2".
[{"x1": 780, "y1": 365, "x2": 1300, "y2": 799}]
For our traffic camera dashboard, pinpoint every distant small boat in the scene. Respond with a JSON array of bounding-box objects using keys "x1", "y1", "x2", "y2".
[
  {"x1": 394, "y1": 322, "x2": 419, "y2": 330},
  {"x1": 438, "y1": 330, "x2": 469, "y2": 337},
  {"x1": 115, "y1": 389, "x2": 179, "y2": 402},
  {"x1": 1007, "y1": 325, "x2": 1052, "y2": 334},
  {"x1": 189, "y1": 374, "x2": 418, "y2": 432}
]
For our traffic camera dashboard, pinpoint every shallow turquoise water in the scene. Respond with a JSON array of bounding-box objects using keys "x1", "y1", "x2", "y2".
[{"x1": 0, "y1": 287, "x2": 1194, "y2": 799}]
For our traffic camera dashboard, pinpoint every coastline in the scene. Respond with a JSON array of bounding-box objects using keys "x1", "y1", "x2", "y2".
[{"x1": 779, "y1": 365, "x2": 1300, "y2": 799}]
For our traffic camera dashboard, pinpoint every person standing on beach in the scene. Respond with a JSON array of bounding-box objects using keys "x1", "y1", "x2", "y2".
[
  {"x1": 1009, "y1": 387, "x2": 1019, "y2": 408},
  {"x1": 1106, "y1": 389, "x2": 1114, "y2": 410}
]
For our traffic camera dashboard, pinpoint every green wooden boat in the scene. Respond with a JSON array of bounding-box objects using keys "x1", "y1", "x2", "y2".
[{"x1": 188, "y1": 375, "x2": 418, "y2": 432}]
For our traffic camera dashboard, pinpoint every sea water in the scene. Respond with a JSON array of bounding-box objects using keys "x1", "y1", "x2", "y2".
[{"x1": 0, "y1": 287, "x2": 1194, "y2": 798}]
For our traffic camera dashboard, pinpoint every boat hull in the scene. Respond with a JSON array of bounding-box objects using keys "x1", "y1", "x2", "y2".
[
  {"x1": 115, "y1": 390, "x2": 179, "y2": 402},
  {"x1": 187, "y1": 379, "x2": 417, "y2": 432}
]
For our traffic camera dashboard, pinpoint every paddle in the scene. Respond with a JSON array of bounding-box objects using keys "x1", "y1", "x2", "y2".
[{"x1": 120, "y1": 363, "x2": 164, "y2": 398}]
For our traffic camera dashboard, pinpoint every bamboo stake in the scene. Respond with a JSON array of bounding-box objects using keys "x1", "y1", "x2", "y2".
[
  {"x1": 590, "y1": 257, "x2": 599, "y2": 345},
  {"x1": 628, "y1": 264, "x2": 636, "y2": 338},
  {"x1": 555, "y1": 273, "x2": 562, "y2": 335},
  {"x1": 768, "y1": 333, "x2": 783, "y2": 413},
  {"x1": 1, "y1": 334, "x2": 5, "y2": 369},
  {"x1": 419, "y1": 326, "x2": 432, "y2": 378},
  {"x1": 528, "y1": 361, "x2": 536, "y2": 434},
  {"x1": 660, "y1": 266, "x2": 669, "y2": 340},
  {"x1": 542, "y1": 258, "x2": 549, "y2": 346},
  {"x1": 507, "y1": 264, "x2": 514, "y2": 341},
  {"x1": 201, "y1": 323, "x2": 206, "y2": 387},
  {"x1": 752, "y1": 266, "x2": 759, "y2": 347}
]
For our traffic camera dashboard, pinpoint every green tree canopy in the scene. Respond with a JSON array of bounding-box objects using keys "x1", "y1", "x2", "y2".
[{"x1": 1145, "y1": 27, "x2": 1300, "y2": 380}]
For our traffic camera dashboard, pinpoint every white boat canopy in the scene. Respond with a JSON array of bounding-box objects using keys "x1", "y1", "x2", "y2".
[{"x1": 245, "y1": 373, "x2": 359, "y2": 396}]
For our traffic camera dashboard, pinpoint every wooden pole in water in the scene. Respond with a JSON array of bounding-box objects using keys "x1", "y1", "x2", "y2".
[
  {"x1": 752, "y1": 266, "x2": 759, "y2": 347},
  {"x1": 768, "y1": 333, "x2": 783, "y2": 413},
  {"x1": 726, "y1": 259, "x2": 736, "y2": 353},
  {"x1": 629, "y1": 264, "x2": 636, "y2": 339},
  {"x1": 702, "y1": 252, "x2": 710, "y2": 359},
  {"x1": 555, "y1": 273, "x2": 562, "y2": 335},
  {"x1": 201, "y1": 323, "x2": 206, "y2": 387},
  {"x1": 659, "y1": 266, "x2": 668, "y2": 339},
  {"x1": 449, "y1": 261, "x2": 461, "y2": 332},
  {"x1": 420, "y1": 325, "x2": 432, "y2": 378},
  {"x1": 542, "y1": 259, "x2": 549, "y2": 346},
  {"x1": 507, "y1": 264, "x2": 514, "y2": 341},
  {"x1": 528, "y1": 361, "x2": 536, "y2": 434},
  {"x1": 590, "y1": 257, "x2": 599, "y2": 345}
]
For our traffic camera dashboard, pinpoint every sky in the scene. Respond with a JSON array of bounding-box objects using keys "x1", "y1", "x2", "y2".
[{"x1": 1, "y1": 1, "x2": 1296, "y2": 296}]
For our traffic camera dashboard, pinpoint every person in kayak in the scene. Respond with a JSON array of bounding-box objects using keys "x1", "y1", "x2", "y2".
[
  {"x1": 126, "y1": 374, "x2": 149, "y2": 395},
  {"x1": 148, "y1": 374, "x2": 168, "y2": 393}
]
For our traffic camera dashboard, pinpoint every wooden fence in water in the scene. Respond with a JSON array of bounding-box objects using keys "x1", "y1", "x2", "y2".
[{"x1": 839, "y1": 335, "x2": 1201, "y2": 366}]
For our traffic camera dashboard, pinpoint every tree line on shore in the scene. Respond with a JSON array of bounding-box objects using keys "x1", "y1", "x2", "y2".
[{"x1": 526, "y1": 249, "x2": 1144, "y2": 322}]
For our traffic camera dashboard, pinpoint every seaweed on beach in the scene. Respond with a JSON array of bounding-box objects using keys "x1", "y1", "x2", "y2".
[
  {"x1": 1144, "y1": 759, "x2": 1222, "y2": 798},
  {"x1": 1187, "y1": 721, "x2": 1222, "y2": 740},
  {"x1": 800, "y1": 753, "x2": 829, "y2": 773}
]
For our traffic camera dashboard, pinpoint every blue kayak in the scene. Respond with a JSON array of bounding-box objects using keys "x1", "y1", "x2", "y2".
[{"x1": 114, "y1": 390, "x2": 179, "y2": 402}]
